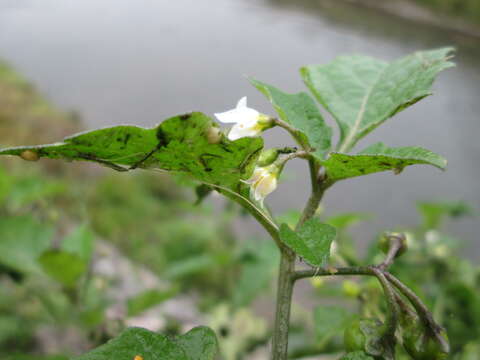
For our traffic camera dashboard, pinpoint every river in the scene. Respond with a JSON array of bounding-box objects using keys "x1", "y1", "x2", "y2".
[{"x1": 0, "y1": 0, "x2": 479, "y2": 257}]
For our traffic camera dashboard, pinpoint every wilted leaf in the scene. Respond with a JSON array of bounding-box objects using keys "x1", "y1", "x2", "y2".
[
  {"x1": 323, "y1": 142, "x2": 446, "y2": 182},
  {"x1": 301, "y1": 48, "x2": 454, "y2": 152},
  {"x1": 250, "y1": 78, "x2": 332, "y2": 159},
  {"x1": 0, "y1": 113, "x2": 263, "y2": 190},
  {"x1": 279, "y1": 219, "x2": 336, "y2": 266}
]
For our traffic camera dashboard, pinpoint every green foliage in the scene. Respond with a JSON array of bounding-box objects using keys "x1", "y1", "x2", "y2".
[
  {"x1": 0, "y1": 113, "x2": 263, "y2": 190},
  {"x1": 414, "y1": 0, "x2": 480, "y2": 25},
  {"x1": 0, "y1": 216, "x2": 53, "y2": 274},
  {"x1": 38, "y1": 250, "x2": 87, "y2": 288},
  {"x1": 73, "y1": 326, "x2": 218, "y2": 360},
  {"x1": 323, "y1": 142, "x2": 446, "y2": 182},
  {"x1": 314, "y1": 306, "x2": 354, "y2": 348},
  {"x1": 301, "y1": 48, "x2": 454, "y2": 152},
  {"x1": 62, "y1": 225, "x2": 95, "y2": 263},
  {"x1": 339, "y1": 351, "x2": 374, "y2": 360},
  {"x1": 312, "y1": 200, "x2": 479, "y2": 358},
  {"x1": 127, "y1": 288, "x2": 179, "y2": 317},
  {"x1": 417, "y1": 200, "x2": 474, "y2": 229},
  {"x1": 250, "y1": 78, "x2": 332, "y2": 159},
  {"x1": 0, "y1": 47, "x2": 467, "y2": 360},
  {"x1": 279, "y1": 219, "x2": 336, "y2": 266},
  {"x1": 232, "y1": 240, "x2": 279, "y2": 308}
]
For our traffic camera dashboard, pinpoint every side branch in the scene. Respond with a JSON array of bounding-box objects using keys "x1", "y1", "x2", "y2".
[
  {"x1": 370, "y1": 267, "x2": 399, "y2": 337},
  {"x1": 384, "y1": 272, "x2": 443, "y2": 333},
  {"x1": 293, "y1": 266, "x2": 375, "y2": 281}
]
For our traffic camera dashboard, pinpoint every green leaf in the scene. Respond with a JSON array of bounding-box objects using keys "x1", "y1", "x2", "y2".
[
  {"x1": 127, "y1": 288, "x2": 178, "y2": 317},
  {"x1": 0, "y1": 216, "x2": 53, "y2": 274},
  {"x1": 5, "y1": 355, "x2": 68, "y2": 360},
  {"x1": 417, "y1": 201, "x2": 475, "y2": 229},
  {"x1": 232, "y1": 240, "x2": 279, "y2": 308},
  {"x1": 175, "y1": 326, "x2": 219, "y2": 360},
  {"x1": 61, "y1": 224, "x2": 95, "y2": 262},
  {"x1": 279, "y1": 219, "x2": 336, "y2": 266},
  {"x1": 164, "y1": 254, "x2": 216, "y2": 280},
  {"x1": 73, "y1": 326, "x2": 218, "y2": 360},
  {"x1": 250, "y1": 78, "x2": 332, "y2": 159},
  {"x1": 0, "y1": 113, "x2": 263, "y2": 190},
  {"x1": 38, "y1": 250, "x2": 87, "y2": 287},
  {"x1": 301, "y1": 48, "x2": 455, "y2": 152},
  {"x1": 325, "y1": 212, "x2": 373, "y2": 230},
  {"x1": 314, "y1": 306, "x2": 354, "y2": 348},
  {"x1": 339, "y1": 351, "x2": 374, "y2": 360},
  {"x1": 323, "y1": 142, "x2": 446, "y2": 182}
]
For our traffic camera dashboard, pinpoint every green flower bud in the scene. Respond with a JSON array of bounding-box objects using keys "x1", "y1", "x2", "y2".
[
  {"x1": 402, "y1": 319, "x2": 450, "y2": 360},
  {"x1": 342, "y1": 280, "x2": 361, "y2": 298},
  {"x1": 378, "y1": 232, "x2": 407, "y2": 258},
  {"x1": 344, "y1": 319, "x2": 367, "y2": 352},
  {"x1": 257, "y1": 149, "x2": 279, "y2": 167},
  {"x1": 344, "y1": 318, "x2": 386, "y2": 356},
  {"x1": 205, "y1": 125, "x2": 223, "y2": 144}
]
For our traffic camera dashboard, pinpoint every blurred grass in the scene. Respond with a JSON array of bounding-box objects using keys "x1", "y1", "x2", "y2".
[{"x1": 413, "y1": 0, "x2": 480, "y2": 24}]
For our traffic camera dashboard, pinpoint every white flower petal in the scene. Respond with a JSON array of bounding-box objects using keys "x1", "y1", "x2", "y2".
[
  {"x1": 228, "y1": 123, "x2": 261, "y2": 141},
  {"x1": 236, "y1": 96, "x2": 247, "y2": 108},
  {"x1": 256, "y1": 175, "x2": 277, "y2": 200},
  {"x1": 214, "y1": 109, "x2": 243, "y2": 124}
]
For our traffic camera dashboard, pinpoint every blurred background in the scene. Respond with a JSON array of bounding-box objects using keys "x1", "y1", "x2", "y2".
[{"x1": 0, "y1": 1, "x2": 479, "y2": 359}]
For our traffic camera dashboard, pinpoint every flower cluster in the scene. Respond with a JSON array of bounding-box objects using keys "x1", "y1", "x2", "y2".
[{"x1": 215, "y1": 97, "x2": 279, "y2": 206}]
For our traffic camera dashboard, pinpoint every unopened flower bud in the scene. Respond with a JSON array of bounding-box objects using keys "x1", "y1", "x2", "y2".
[
  {"x1": 257, "y1": 149, "x2": 279, "y2": 167},
  {"x1": 379, "y1": 232, "x2": 408, "y2": 258},
  {"x1": 205, "y1": 125, "x2": 222, "y2": 144}
]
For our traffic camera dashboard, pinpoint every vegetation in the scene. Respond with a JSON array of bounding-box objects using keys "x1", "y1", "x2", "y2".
[
  {"x1": 1, "y1": 48, "x2": 478, "y2": 359},
  {"x1": 414, "y1": 0, "x2": 480, "y2": 24}
]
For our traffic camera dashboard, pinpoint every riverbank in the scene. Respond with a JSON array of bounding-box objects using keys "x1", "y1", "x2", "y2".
[{"x1": 341, "y1": 0, "x2": 480, "y2": 38}]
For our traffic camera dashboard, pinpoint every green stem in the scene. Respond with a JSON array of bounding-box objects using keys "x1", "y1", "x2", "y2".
[
  {"x1": 384, "y1": 272, "x2": 443, "y2": 333},
  {"x1": 271, "y1": 176, "x2": 328, "y2": 360},
  {"x1": 293, "y1": 266, "x2": 375, "y2": 281},
  {"x1": 296, "y1": 179, "x2": 330, "y2": 228},
  {"x1": 271, "y1": 249, "x2": 296, "y2": 360},
  {"x1": 370, "y1": 267, "x2": 399, "y2": 338}
]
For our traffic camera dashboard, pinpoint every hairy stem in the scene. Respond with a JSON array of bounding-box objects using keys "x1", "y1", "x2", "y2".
[
  {"x1": 293, "y1": 266, "x2": 375, "y2": 281},
  {"x1": 370, "y1": 267, "x2": 399, "y2": 338},
  {"x1": 271, "y1": 144, "x2": 326, "y2": 360},
  {"x1": 271, "y1": 249, "x2": 296, "y2": 360},
  {"x1": 378, "y1": 233, "x2": 405, "y2": 271},
  {"x1": 384, "y1": 272, "x2": 442, "y2": 333}
]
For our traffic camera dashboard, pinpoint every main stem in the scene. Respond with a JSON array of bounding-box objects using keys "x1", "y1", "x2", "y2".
[
  {"x1": 271, "y1": 166, "x2": 328, "y2": 360},
  {"x1": 271, "y1": 248, "x2": 296, "y2": 360}
]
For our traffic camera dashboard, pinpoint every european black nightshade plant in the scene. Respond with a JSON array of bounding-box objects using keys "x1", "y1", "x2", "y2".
[{"x1": 0, "y1": 48, "x2": 455, "y2": 360}]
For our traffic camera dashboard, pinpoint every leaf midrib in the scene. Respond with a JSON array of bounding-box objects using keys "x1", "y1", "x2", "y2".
[{"x1": 337, "y1": 65, "x2": 388, "y2": 153}]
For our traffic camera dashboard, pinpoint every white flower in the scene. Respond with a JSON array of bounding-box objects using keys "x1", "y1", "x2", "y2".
[
  {"x1": 245, "y1": 164, "x2": 279, "y2": 205},
  {"x1": 214, "y1": 97, "x2": 272, "y2": 141}
]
